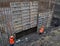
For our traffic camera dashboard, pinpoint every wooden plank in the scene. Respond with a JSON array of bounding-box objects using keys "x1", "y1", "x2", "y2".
[{"x1": 0, "y1": 2, "x2": 10, "y2": 7}]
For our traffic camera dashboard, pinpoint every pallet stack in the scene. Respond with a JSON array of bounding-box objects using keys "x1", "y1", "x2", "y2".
[
  {"x1": 46, "y1": 11, "x2": 53, "y2": 27},
  {"x1": 38, "y1": 11, "x2": 53, "y2": 30},
  {"x1": 0, "y1": 8, "x2": 11, "y2": 46},
  {"x1": 30, "y1": 1, "x2": 38, "y2": 28},
  {"x1": 10, "y1": 2, "x2": 23, "y2": 33},
  {"x1": 1, "y1": 8, "x2": 14, "y2": 34},
  {"x1": 21, "y1": 2, "x2": 30, "y2": 30},
  {"x1": 10, "y1": 1, "x2": 38, "y2": 32}
]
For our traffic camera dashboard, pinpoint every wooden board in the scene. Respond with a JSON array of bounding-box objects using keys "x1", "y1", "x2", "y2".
[{"x1": 0, "y1": 2, "x2": 10, "y2": 7}]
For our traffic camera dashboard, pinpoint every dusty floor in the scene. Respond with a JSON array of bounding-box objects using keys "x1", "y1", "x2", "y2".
[
  {"x1": 15, "y1": 27, "x2": 60, "y2": 46},
  {"x1": 1, "y1": 27, "x2": 59, "y2": 46},
  {"x1": 30, "y1": 27, "x2": 60, "y2": 46}
]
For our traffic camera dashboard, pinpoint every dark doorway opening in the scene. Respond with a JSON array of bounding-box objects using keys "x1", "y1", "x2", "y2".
[{"x1": 15, "y1": 26, "x2": 37, "y2": 39}]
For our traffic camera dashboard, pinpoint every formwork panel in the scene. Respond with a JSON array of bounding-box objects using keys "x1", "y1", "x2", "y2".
[
  {"x1": 37, "y1": 11, "x2": 53, "y2": 32},
  {"x1": 21, "y1": 2, "x2": 30, "y2": 30},
  {"x1": 30, "y1": 1, "x2": 38, "y2": 28},
  {"x1": 10, "y1": 1, "x2": 38, "y2": 33},
  {"x1": 10, "y1": 2, "x2": 23, "y2": 33}
]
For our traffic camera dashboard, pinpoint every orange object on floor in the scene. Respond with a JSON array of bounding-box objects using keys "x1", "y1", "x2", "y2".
[
  {"x1": 39, "y1": 26, "x2": 44, "y2": 33},
  {"x1": 9, "y1": 36, "x2": 15, "y2": 44}
]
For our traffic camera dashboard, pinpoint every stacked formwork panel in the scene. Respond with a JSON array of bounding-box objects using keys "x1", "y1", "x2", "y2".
[
  {"x1": 10, "y1": 2, "x2": 23, "y2": 33},
  {"x1": 0, "y1": 8, "x2": 10, "y2": 46},
  {"x1": 21, "y1": 2, "x2": 30, "y2": 30},
  {"x1": 10, "y1": 1, "x2": 38, "y2": 33},
  {"x1": 2, "y1": 8, "x2": 13, "y2": 34},
  {"x1": 30, "y1": 1, "x2": 38, "y2": 28},
  {"x1": 37, "y1": 0, "x2": 55, "y2": 32},
  {"x1": 37, "y1": 11, "x2": 53, "y2": 31}
]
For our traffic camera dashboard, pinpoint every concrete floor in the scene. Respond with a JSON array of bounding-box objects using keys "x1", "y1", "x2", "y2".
[
  {"x1": 14, "y1": 27, "x2": 60, "y2": 46},
  {"x1": 29, "y1": 27, "x2": 60, "y2": 46},
  {"x1": 0, "y1": 27, "x2": 60, "y2": 46}
]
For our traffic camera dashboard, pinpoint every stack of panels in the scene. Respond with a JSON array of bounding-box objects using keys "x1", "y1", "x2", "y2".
[
  {"x1": 38, "y1": 11, "x2": 53, "y2": 29},
  {"x1": 2, "y1": 8, "x2": 12, "y2": 26},
  {"x1": 0, "y1": 8, "x2": 14, "y2": 34},
  {"x1": 2, "y1": 8, "x2": 11, "y2": 14},
  {"x1": 46, "y1": 11, "x2": 53, "y2": 27},
  {"x1": 21, "y1": 2, "x2": 30, "y2": 30},
  {"x1": 9, "y1": 1, "x2": 38, "y2": 33},
  {"x1": 30, "y1": 1, "x2": 38, "y2": 28},
  {"x1": 38, "y1": 13, "x2": 47, "y2": 29},
  {"x1": 10, "y1": 2, "x2": 23, "y2": 32}
]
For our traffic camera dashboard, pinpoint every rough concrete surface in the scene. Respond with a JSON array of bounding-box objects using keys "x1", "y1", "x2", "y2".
[{"x1": 14, "y1": 27, "x2": 60, "y2": 46}]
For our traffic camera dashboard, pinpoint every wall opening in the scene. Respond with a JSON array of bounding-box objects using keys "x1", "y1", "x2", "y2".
[{"x1": 15, "y1": 26, "x2": 37, "y2": 39}]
